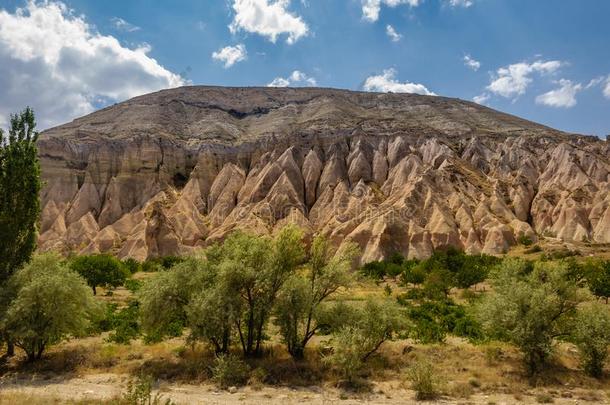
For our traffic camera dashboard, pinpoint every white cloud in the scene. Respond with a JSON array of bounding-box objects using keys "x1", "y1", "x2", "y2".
[
  {"x1": 229, "y1": 0, "x2": 308, "y2": 44},
  {"x1": 0, "y1": 1, "x2": 185, "y2": 130},
  {"x1": 448, "y1": 0, "x2": 474, "y2": 7},
  {"x1": 363, "y1": 69, "x2": 435, "y2": 95},
  {"x1": 212, "y1": 44, "x2": 247, "y2": 68},
  {"x1": 110, "y1": 17, "x2": 140, "y2": 32},
  {"x1": 361, "y1": 0, "x2": 421, "y2": 22},
  {"x1": 604, "y1": 77, "x2": 610, "y2": 99},
  {"x1": 535, "y1": 79, "x2": 582, "y2": 108},
  {"x1": 585, "y1": 76, "x2": 605, "y2": 89},
  {"x1": 473, "y1": 93, "x2": 490, "y2": 105},
  {"x1": 386, "y1": 25, "x2": 402, "y2": 42},
  {"x1": 486, "y1": 60, "x2": 563, "y2": 99},
  {"x1": 463, "y1": 54, "x2": 480, "y2": 71},
  {"x1": 268, "y1": 70, "x2": 317, "y2": 87}
]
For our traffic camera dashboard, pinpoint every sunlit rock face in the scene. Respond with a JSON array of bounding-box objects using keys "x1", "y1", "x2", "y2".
[{"x1": 37, "y1": 86, "x2": 610, "y2": 262}]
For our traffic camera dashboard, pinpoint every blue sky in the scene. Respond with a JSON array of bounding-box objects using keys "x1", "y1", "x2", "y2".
[{"x1": 0, "y1": 0, "x2": 609, "y2": 136}]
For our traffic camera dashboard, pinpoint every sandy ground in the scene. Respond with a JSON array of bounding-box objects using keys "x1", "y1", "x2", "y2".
[{"x1": 1, "y1": 373, "x2": 608, "y2": 404}]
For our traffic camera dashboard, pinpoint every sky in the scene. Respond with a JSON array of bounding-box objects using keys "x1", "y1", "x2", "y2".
[{"x1": 0, "y1": 0, "x2": 609, "y2": 137}]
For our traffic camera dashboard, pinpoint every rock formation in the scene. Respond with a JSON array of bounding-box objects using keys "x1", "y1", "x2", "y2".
[{"x1": 37, "y1": 86, "x2": 610, "y2": 262}]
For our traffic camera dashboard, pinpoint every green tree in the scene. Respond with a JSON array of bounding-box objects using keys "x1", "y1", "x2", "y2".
[
  {"x1": 70, "y1": 254, "x2": 129, "y2": 295},
  {"x1": 274, "y1": 236, "x2": 357, "y2": 359},
  {"x1": 571, "y1": 303, "x2": 610, "y2": 378},
  {"x1": 476, "y1": 258, "x2": 587, "y2": 375},
  {"x1": 0, "y1": 253, "x2": 99, "y2": 361},
  {"x1": 0, "y1": 107, "x2": 42, "y2": 357},
  {"x1": 0, "y1": 107, "x2": 41, "y2": 284}
]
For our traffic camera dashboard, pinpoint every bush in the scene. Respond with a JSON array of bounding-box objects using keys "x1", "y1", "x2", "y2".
[
  {"x1": 476, "y1": 259, "x2": 587, "y2": 375},
  {"x1": 324, "y1": 300, "x2": 405, "y2": 381},
  {"x1": 571, "y1": 303, "x2": 610, "y2": 378},
  {"x1": 70, "y1": 254, "x2": 129, "y2": 295},
  {"x1": 124, "y1": 278, "x2": 142, "y2": 293},
  {"x1": 407, "y1": 360, "x2": 442, "y2": 401},
  {"x1": 211, "y1": 354, "x2": 250, "y2": 389},
  {"x1": 585, "y1": 260, "x2": 610, "y2": 303},
  {"x1": 107, "y1": 301, "x2": 141, "y2": 344},
  {"x1": 1, "y1": 253, "x2": 100, "y2": 361},
  {"x1": 518, "y1": 235, "x2": 534, "y2": 246},
  {"x1": 122, "y1": 258, "x2": 141, "y2": 275},
  {"x1": 122, "y1": 374, "x2": 174, "y2": 405},
  {"x1": 408, "y1": 300, "x2": 482, "y2": 343}
]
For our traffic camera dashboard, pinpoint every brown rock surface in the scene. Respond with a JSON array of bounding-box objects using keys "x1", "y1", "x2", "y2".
[{"x1": 37, "y1": 86, "x2": 610, "y2": 261}]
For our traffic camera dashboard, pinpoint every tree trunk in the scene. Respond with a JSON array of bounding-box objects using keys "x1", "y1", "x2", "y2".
[
  {"x1": 6, "y1": 341, "x2": 14, "y2": 357},
  {"x1": 92, "y1": 285, "x2": 97, "y2": 295}
]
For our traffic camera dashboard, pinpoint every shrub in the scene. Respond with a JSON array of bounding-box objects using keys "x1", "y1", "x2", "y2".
[
  {"x1": 518, "y1": 235, "x2": 534, "y2": 246},
  {"x1": 122, "y1": 374, "x2": 174, "y2": 405},
  {"x1": 211, "y1": 354, "x2": 250, "y2": 389},
  {"x1": 125, "y1": 278, "x2": 143, "y2": 293},
  {"x1": 107, "y1": 300, "x2": 141, "y2": 344},
  {"x1": 476, "y1": 259, "x2": 587, "y2": 375},
  {"x1": 408, "y1": 300, "x2": 482, "y2": 343},
  {"x1": 70, "y1": 254, "x2": 129, "y2": 295},
  {"x1": 524, "y1": 245, "x2": 543, "y2": 254},
  {"x1": 1, "y1": 253, "x2": 100, "y2": 361},
  {"x1": 571, "y1": 303, "x2": 610, "y2": 378},
  {"x1": 122, "y1": 258, "x2": 141, "y2": 275},
  {"x1": 585, "y1": 260, "x2": 610, "y2": 303},
  {"x1": 407, "y1": 360, "x2": 442, "y2": 401},
  {"x1": 324, "y1": 300, "x2": 405, "y2": 381}
]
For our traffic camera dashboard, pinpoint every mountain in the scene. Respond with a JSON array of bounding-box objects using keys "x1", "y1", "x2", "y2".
[{"x1": 37, "y1": 86, "x2": 610, "y2": 262}]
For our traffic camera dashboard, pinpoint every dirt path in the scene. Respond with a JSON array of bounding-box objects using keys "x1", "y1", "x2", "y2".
[{"x1": 1, "y1": 373, "x2": 606, "y2": 404}]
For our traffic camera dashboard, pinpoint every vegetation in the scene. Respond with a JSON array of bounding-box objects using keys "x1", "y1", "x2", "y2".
[
  {"x1": 0, "y1": 107, "x2": 41, "y2": 285},
  {"x1": 211, "y1": 354, "x2": 250, "y2": 388},
  {"x1": 70, "y1": 254, "x2": 130, "y2": 295},
  {"x1": 274, "y1": 235, "x2": 357, "y2": 359},
  {"x1": 407, "y1": 360, "x2": 442, "y2": 401},
  {"x1": 571, "y1": 303, "x2": 610, "y2": 378},
  {"x1": 477, "y1": 258, "x2": 587, "y2": 375},
  {"x1": 0, "y1": 254, "x2": 99, "y2": 361}
]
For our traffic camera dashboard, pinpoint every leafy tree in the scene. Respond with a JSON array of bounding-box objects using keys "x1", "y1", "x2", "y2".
[
  {"x1": 70, "y1": 254, "x2": 130, "y2": 295},
  {"x1": 476, "y1": 258, "x2": 587, "y2": 375},
  {"x1": 220, "y1": 226, "x2": 304, "y2": 356},
  {"x1": 571, "y1": 303, "x2": 610, "y2": 378},
  {"x1": 323, "y1": 299, "x2": 405, "y2": 382},
  {"x1": 0, "y1": 107, "x2": 41, "y2": 284},
  {"x1": 0, "y1": 254, "x2": 99, "y2": 361},
  {"x1": 140, "y1": 256, "x2": 215, "y2": 342},
  {"x1": 274, "y1": 236, "x2": 357, "y2": 359},
  {"x1": 141, "y1": 226, "x2": 305, "y2": 357}
]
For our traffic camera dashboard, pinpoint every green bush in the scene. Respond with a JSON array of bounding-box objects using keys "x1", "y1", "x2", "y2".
[
  {"x1": 122, "y1": 374, "x2": 174, "y2": 405},
  {"x1": 107, "y1": 301, "x2": 141, "y2": 344},
  {"x1": 476, "y1": 259, "x2": 587, "y2": 375},
  {"x1": 211, "y1": 354, "x2": 250, "y2": 389},
  {"x1": 571, "y1": 303, "x2": 610, "y2": 378},
  {"x1": 518, "y1": 235, "x2": 534, "y2": 246},
  {"x1": 408, "y1": 300, "x2": 483, "y2": 343},
  {"x1": 407, "y1": 360, "x2": 442, "y2": 401},
  {"x1": 125, "y1": 278, "x2": 142, "y2": 293},
  {"x1": 122, "y1": 258, "x2": 141, "y2": 274}
]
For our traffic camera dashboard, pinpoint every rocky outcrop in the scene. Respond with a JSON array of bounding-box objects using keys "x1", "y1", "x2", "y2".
[{"x1": 37, "y1": 86, "x2": 610, "y2": 261}]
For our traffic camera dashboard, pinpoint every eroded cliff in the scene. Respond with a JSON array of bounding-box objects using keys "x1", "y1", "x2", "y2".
[{"x1": 37, "y1": 86, "x2": 610, "y2": 261}]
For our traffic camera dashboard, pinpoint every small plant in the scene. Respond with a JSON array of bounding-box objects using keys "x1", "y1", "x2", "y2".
[
  {"x1": 125, "y1": 278, "x2": 143, "y2": 293},
  {"x1": 407, "y1": 360, "x2": 442, "y2": 401},
  {"x1": 524, "y1": 244, "x2": 543, "y2": 254},
  {"x1": 384, "y1": 284, "x2": 392, "y2": 296},
  {"x1": 122, "y1": 374, "x2": 174, "y2": 405},
  {"x1": 535, "y1": 392, "x2": 554, "y2": 403},
  {"x1": 518, "y1": 235, "x2": 533, "y2": 246},
  {"x1": 211, "y1": 354, "x2": 250, "y2": 389}
]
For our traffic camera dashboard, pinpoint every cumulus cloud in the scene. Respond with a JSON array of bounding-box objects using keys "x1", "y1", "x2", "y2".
[
  {"x1": 463, "y1": 54, "x2": 480, "y2": 71},
  {"x1": 268, "y1": 70, "x2": 317, "y2": 87},
  {"x1": 110, "y1": 17, "x2": 140, "y2": 32},
  {"x1": 535, "y1": 79, "x2": 582, "y2": 108},
  {"x1": 486, "y1": 60, "x2": 563, "y2": 99},
  {"x1": 229, "y1": 0, "x2": 308, "y2": 44},
  {"x1": 361, "y1": 0, "x2": 421, "y2": 22},
  {"x1": 386, "y1": 25, "x2": 402, "y2": 42},
  {"x1": 363, "y1": 69, "x2": 435, "y2": 95},
  {"x1": 604, "y1": 76, "x2": 610, "y2": 99},
  {"x1": 212, "y1": 44, "x2": 247, "y2": 68},
  {"x1": 0, "y1": 1, "x2": 185, "y2": 130}
]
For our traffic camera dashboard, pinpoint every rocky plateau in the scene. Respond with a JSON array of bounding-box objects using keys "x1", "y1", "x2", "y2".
[{"x1": 37, "y1": 86, "x2": 610, "y2": 262}]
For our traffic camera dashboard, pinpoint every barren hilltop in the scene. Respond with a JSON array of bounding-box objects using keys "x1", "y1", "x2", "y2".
[{"x1": 37, "y1": 86, "x2": 610, "y2": 261}]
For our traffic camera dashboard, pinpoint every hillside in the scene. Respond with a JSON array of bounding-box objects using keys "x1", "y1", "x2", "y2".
[{"x1": 37, "y1": 86, "x2": 610, "y2": 261}]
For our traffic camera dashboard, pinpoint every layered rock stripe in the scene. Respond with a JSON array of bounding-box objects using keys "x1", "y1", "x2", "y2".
[{"x1": 38, "y1": 87, "x2": 610, "y2": 262}]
